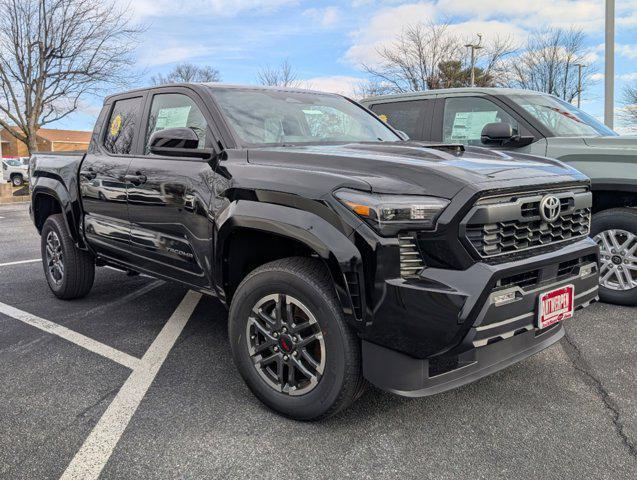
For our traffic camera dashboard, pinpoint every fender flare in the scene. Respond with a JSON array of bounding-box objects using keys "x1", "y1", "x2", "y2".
[
  {"x1": 31, "y1": 178, "x2": 84, "y2": 247},
  {"x1": 216, "y1": 200, "x2": 364, "y2": 326}
]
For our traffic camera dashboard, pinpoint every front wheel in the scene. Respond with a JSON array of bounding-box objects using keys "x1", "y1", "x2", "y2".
[
  {"x1": 11, "y1": 174, "x2": 23, "y2": 186},
  {"x1": 228, "y1": 257, "x2": 365, "y2": 420},
  {"x1": 41, "y1": 214, "x2": 95, "y2": 299},
  {"x1": 591, "y1": 208, "x2": 637, "y2": 306}
]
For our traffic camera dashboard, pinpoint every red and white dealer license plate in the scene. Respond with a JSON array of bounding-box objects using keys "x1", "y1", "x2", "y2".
[{"x1": 537, "y1": 285, "x2": 575, "y2": 329}]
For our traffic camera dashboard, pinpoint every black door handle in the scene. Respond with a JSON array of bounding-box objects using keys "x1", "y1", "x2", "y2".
[
  {"x1": 80, "y1": 167, "x2": 96, "y2": 180},
  {"x1": 123, "y1": 172, "x2": 147, "y2": 186}
]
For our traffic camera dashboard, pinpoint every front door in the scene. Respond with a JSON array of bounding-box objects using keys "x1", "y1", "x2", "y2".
[
  {"x1": 80, "y1": 95, "x2": 144, "y2": 258},
  {"x1": 437, "y1": 95, "x2": 547, "y2": 156},
  {"x1": 125, "y1": 90, "x2": 216, "y2": 289}
]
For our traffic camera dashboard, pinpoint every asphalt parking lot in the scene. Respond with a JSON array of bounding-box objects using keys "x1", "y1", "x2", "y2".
[{"x1": 0, "y1": 202, "x2": 635, "y2": 479}]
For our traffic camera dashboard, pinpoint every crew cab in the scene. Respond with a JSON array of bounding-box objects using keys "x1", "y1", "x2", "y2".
[
  {"x1": 29, "y1": 84, "x2": 599, "y2": 420},
  {"x1": 361, "y1": 88, "x2": 637, "y2": 306}
]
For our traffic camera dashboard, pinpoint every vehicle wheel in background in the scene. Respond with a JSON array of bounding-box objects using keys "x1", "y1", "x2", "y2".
[
  {"x1": 41, "y1": 214, "x2": 95, "y2": 300},
  {"x1": 591, "y1": 208, "x2": 637, "y2": 306},
  {"x1": 11, "y1": 174, "x2": 23, "y2": 186},
  {"x1": 228, "y1": 257, "x2": 365, "y2": 421}
]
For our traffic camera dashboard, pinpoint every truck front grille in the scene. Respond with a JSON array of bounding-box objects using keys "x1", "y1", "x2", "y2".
[{"x1": 463, "y1": 187, "x2": 592, "y2": 259}]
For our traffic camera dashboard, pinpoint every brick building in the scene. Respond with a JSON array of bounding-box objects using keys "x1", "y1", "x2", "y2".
[{"x1": 0, "y1": 127, "x2": 92, "y2": 157}]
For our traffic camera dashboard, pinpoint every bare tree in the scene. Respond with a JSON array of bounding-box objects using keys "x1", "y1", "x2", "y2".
[
  {"x1": 362, "y1": 22, "x2": 516, "y2": 93},
  {"x1": 505, "y1": 28, "x2": 593, "y2": 102},
  {"x1": 151, "y1": 63, "x2": 221, "y2": 85},
  {"x1": 257, "y1": 59, "x2": 300, "y2": 87},
  {"x1": 620, "y1": 83, "x2": 637, "y2": 126},
  {"x1": 0, "y1": 0, "x2": 142, "y2": 154}
]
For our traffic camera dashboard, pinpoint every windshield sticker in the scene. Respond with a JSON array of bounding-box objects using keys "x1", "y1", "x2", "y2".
[
  {"x1": 378, "y1": 114, "x2": 388, "y2": 123},
  {"x1": 155, "y1": 106, "x2": 192, "y2": 130},
  {"x1": 450, "y1": 111, "x2": 497, "y2": 140}
]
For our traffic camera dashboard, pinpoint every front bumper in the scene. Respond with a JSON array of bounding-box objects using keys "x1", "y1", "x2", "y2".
[{"x1": 361, "y1": 238, "x2": 599, "y2": 396}]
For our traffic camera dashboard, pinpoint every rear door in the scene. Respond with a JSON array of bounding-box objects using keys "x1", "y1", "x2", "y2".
[
  {"x1": 368, "y1": 98, "x2": 435, "y2": 141},
  {"x1": 80, "y1": 95, "x2": 145, "y2": 257},
  {"x1": 125, "y1": 87, "x2": 218, "y2": 289}
]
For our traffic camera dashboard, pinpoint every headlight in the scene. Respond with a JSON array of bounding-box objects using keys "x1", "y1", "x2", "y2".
[{"x1": 334, "y1": 189, "x2": 449, "y2": 234}]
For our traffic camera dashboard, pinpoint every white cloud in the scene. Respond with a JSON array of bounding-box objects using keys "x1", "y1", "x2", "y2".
[
  {"x1": 619, "y1": 72, "x2": 637, "y2": 82},
  {"x1": 300, "y1": 75, "x2": 365, "y2": 97},
  {"x1": 303, "y1": 7, "x2": 342, "y2": 28},
  {"x1": 617, "y1": 44, "x2": 637, "y2": 59},
  {"x1": 124, "y1": 0, "x2": 298, "y2": 19},
  {"x1": 344, "y1": 1, "x2": 637, "y2": 67},
  {"x1": 137, "y1": 43, "x2": 217, "y2": 67}
]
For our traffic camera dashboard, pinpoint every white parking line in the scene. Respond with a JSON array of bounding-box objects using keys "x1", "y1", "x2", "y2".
[
  {"x1": 0, "y1": 258, "x2": 41, "y2": 267},
  {"x1": 0, "y1": 302, "x2": 140, "y2": 370},
  {"x1": 60, "y1": 290, "x2": 202, "y2": 480}
]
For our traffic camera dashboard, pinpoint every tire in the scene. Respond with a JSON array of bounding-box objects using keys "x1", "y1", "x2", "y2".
[
  {"x1": 41, "y1": 214, "x2": 95, "y2": 300},
  {"x1": 228, "y1": 257, "x2": 365, "y2": 421},
  {"x1": 11, "y1": 174, "x2": 23, "y2": 186},
  {"x1": 591, "y1": 208, "x2": 637, "y2": 306}
]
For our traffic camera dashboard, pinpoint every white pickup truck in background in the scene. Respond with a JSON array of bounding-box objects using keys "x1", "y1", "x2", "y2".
[{"x1": 2, "y1": 157, "x2": 29, "y2": 186}]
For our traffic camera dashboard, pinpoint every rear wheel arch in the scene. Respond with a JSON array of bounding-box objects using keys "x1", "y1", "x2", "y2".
[{"x1": 33, "y1": 191, "x2": 64, "y2": 233}]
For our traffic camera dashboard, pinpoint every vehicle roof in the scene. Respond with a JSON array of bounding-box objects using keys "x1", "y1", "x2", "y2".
[
  {"x1": 104, "y1": 83, "x2": 341, "y2": 103},
  {"x1": 361, "y1": 87, "x2": 549, "y2": 104}
]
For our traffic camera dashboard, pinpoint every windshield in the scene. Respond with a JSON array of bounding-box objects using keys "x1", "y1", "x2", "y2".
[
  {"x1": 510, "y1": 94, "x2": 617, "y2": 137},
  {"x1": 5, "y1": 159, "x2": 21, "y2": 166},
  {"x1": 209, "y1": 87, "x2": 400, "y2": 146}
]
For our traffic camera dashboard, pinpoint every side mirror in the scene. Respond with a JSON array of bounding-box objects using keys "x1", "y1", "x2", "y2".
[
  {"x1": 149, "y1": 127, "x2": 214, "y2": 159},
  {"x1": 480, "y1": 122, "x2": 534, "y2": 148},
  {"x1": 396, "y1": 130, "x2": 410, "y2": 141}
]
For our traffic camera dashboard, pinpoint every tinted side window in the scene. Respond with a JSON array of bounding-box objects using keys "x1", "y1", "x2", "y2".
[
  {"x1": 370, "y1": 100, "x2": 430, "y2": 140},
  {"x1": 145, "y1": 93, "x2": 208, "y2": 153},
  {"x1": 443, "y1": 97, "x2": 519, "y2": 145},
  {"x1": 103, "y1": 97, "x2": 143, "y2": 155}
]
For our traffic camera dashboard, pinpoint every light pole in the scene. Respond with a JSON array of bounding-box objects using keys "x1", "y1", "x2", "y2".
[
  {"x1": 604, "y1": 0, "x2": 615, "y2": 129},
  {"x1": 465, "y1": 34, "x2": 483, "y2": 87},
  {"x1": 574, "y1": 63, "x2": 585, "y2": 108}
]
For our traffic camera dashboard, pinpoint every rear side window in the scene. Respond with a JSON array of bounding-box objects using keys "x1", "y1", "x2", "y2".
[
  {"x1": 103, "y1": 97, "x2": 143, "y2": 155},
  {"x1": 370, "y1": 100, "x2": 431, "y2": 140}
]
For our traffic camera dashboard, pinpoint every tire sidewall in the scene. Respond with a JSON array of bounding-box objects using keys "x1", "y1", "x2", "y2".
[
  {"x1": 591, "y1": 209, "x2": 637, "y2": 306},
  {"x1": 41, "y1": 217, "x2": 70, "y2": 295},
  {"x1": 229, "y1": 269, "x2": 349, "y2": 420}
]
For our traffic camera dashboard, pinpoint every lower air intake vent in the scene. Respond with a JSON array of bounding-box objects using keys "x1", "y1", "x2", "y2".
[
  {"x1": 398, "y1": 233, "x2": 424, "y2": 278},
  {"x1": 344, "y1": 272, "x2": 362, "y2": 319}
]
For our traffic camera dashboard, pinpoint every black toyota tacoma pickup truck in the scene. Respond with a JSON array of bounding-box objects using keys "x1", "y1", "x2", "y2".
[{"x1": 29, "y1": 84, "x2": 599, "y2": 420}]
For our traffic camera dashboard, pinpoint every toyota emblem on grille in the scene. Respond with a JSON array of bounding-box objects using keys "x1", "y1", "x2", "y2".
[{"x1": 540, "y1": 195, "x2": 561, "y2": 223}]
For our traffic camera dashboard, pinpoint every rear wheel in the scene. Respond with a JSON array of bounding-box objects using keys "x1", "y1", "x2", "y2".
[
  {"x1": 41, "y1": 214, "x2": 95, "y2": 299},
  {"x1": 228, "y1": 257, "x2": 364, "y2": 420},
  {"x1": 591, "y1": 208, "x2": 637, "y2": 306}
]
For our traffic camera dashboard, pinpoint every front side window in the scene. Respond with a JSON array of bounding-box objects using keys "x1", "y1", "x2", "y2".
[
  {"x1": 209, "y1": 88, "x2": 400, "y2": 146},
  {"x1": 103, "y1": 97, "x2": 143, "y2": 155},
  {"x1": 145, "y1": 93, "x2": 208, "y2": 153},
  {"x1": 371, "y1": 100, "x2": 431, "y2": 140},
  {"x1": 510, "y1": 94, "x2": 617, "y2": 137},
  {"x1": 443, "y1": 97, "x2": 519, "y2": 145}
]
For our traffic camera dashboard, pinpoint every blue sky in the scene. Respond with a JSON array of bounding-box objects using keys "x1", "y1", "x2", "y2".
[{"x1": 57, "y1": 0, "x2": 637, "y2": 133}]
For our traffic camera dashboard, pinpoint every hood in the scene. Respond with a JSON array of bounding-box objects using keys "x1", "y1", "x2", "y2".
[
  {"x1": 247, "y1": 142, "x2": 587, "y2": 197},
  {"x1": 582, "y1": 136, "x2": 637, "y2": 149}
]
